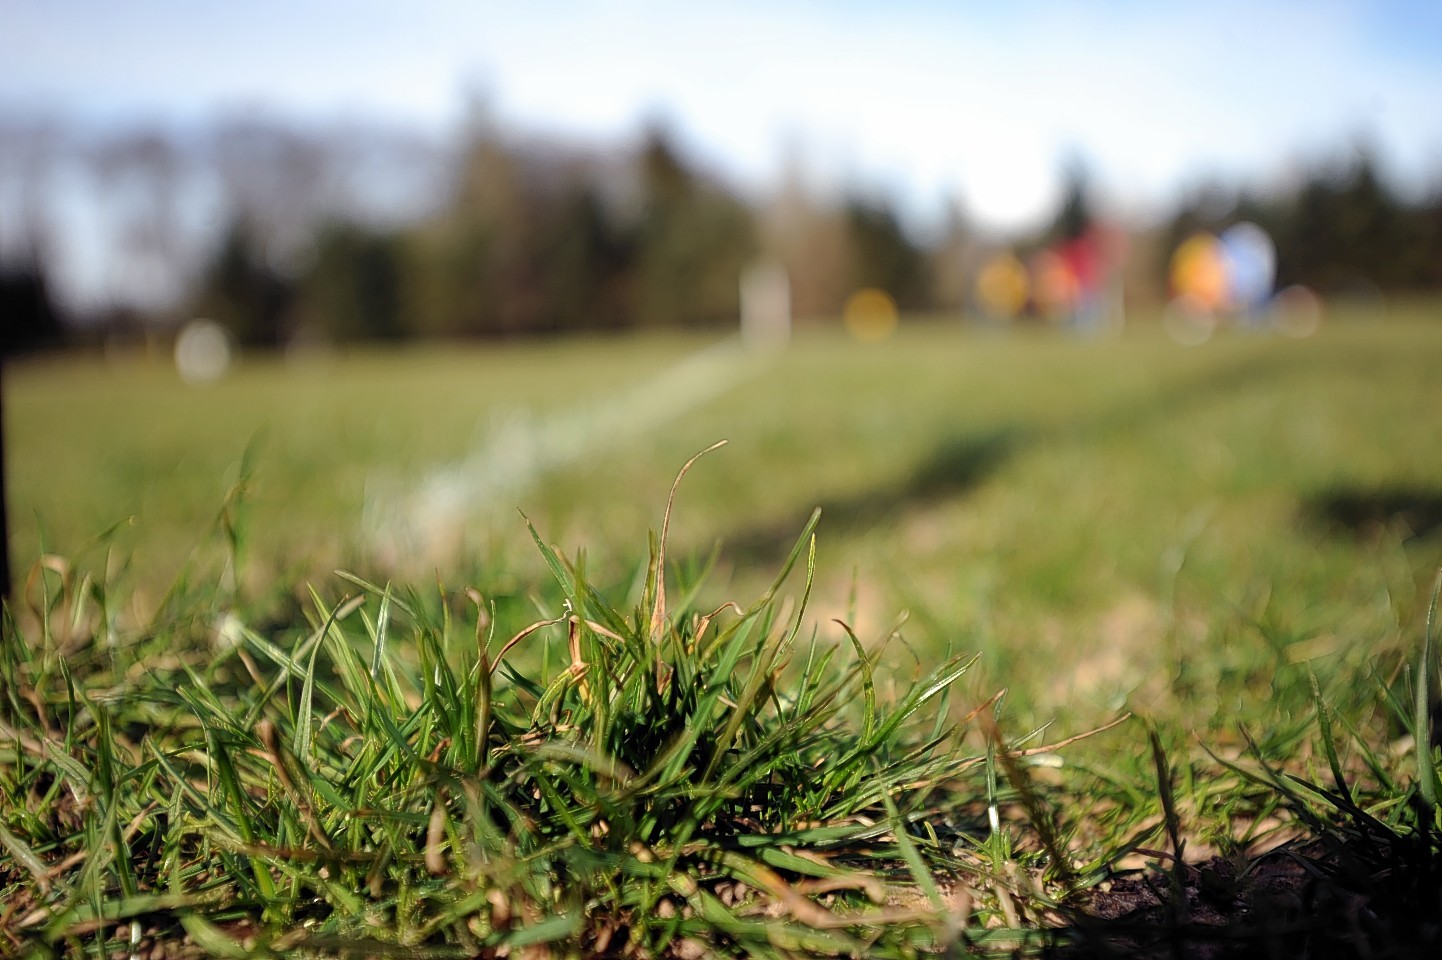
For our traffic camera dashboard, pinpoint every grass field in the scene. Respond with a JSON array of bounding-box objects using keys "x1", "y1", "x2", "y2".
[
  {"x1": 4, "y1": 304, "x2": 1442, "y2": 955},
  {"x1": 8, "y1": 306, "x2": 1442, "y2": 724}
]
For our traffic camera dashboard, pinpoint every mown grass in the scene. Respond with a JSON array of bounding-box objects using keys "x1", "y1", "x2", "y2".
[
  {"x1": 1, "y1": 451, "x2": 1087, "y2": 957},
  {"x1": 8, "y1": 308, "x2": 1442, "y2": 737},
  {"x1": 2, "y1": 448, "x2": 1441, "y2": 957},
  {"x1": 4, "y1": 306, "x2": 1442, "y2": 955}
]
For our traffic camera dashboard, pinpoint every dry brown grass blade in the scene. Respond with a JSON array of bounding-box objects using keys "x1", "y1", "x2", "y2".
[
  {"x1": 425, "y1": 799, "x2": 448, "y2": 876},
  {"x1": 255, "y1": 719, "x2": 333, "y2": 851},
  {"x1": 649, "y1": 440, "x2": 728, "y2": 647},
  {"x1": 982, "y1": 712, "x2": 1080, "y2": 896},
  {"x1": 1014, "y1": 713, "x2": 1132, "y2": 758},
  {"x1": 488, "y1": 615, "x2": 567, "y2": 677}
]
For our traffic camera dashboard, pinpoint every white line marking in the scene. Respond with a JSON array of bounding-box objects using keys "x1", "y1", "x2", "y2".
[{"x1": 363, "y1": 337, "x2": 779, "y2": 568}]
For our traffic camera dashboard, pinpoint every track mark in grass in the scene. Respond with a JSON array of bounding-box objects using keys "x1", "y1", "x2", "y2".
[
  {"x1": 720, "y1": 427, "x2": 1022, "y2": 567},
  {"x1": 365, "y1": 339, "x2": 773, "y2": 568}
]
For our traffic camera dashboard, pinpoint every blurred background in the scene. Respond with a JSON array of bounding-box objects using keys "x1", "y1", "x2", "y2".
[
  {"x1": 3, "y1": 1, "x2": 1441, "y2": 726},
  {"x1": 4, "y1": 1, "x2": 1441, "y2": 345}
]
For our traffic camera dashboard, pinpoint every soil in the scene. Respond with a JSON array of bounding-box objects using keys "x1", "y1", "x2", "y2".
[{"x1": 1054, "y1": 835, "x2": 1442, "y2": 959}]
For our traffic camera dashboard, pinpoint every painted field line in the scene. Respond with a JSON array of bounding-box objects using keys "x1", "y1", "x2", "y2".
[{"x1": 364, "y1": 337, "x2": 777, "y2": 568}]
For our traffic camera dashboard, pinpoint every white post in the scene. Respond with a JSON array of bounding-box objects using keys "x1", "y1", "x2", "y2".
[{"x1": 740, "y1": 259, "x2": 791, "y2": 349}]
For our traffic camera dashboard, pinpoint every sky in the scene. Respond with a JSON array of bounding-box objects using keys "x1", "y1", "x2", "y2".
[{"x1": 3, "y1": 0, "x2": 1441, "y2": 234}]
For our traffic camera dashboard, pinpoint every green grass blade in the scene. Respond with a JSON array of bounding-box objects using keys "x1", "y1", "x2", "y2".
[
  {"x1": 881, "y1": 784, "x2": 945, "y2": 913},
  {"x1": 0, "y1": 820, "x2": 52, "y2": 892},
  {"x1": 1309, "y1": 670, "x2": 1353, "y2": 803},
  {"x1": 1416, "y1": 569, "x2": 1442, "y2": 810}
]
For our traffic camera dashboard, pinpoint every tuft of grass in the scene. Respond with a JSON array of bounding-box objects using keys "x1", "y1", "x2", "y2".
[
  {"x1": 7, "y1": 445, "x2": 1442, "y2": 958},
  {"x1": 0, "y1": 452, "x2": 1055, "y2": 958},
  {"x1": 1055, "y1": 572, "x2": 1442, "y2": 958}
]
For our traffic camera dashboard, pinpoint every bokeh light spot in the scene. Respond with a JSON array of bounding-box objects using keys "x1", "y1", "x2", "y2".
[
  {"x1": 1030, "y1": 249, "x2": 1080, "y2": 321},
  {"x1": 1273, "y1": 284, "x2": 1322, "y2": 338},
  {"x1": 1220, "y1": 221, "x2": 1276, "y2": 311},
  {"x1": 1162, "y1": 293, "x2": 1216, "y2": 346},
  {"x1": 175, "y1": 319, "x2": 235, "y2": 384},
  {"x1": 975, "y1": 252, "x2": 1030, "y2": 320},
  {"x1": 843, "y1": 288, "x2": 899, "y2": 343},
  {"x1": 1170, "y1": 232, "x2": 1229, "y2": 312}
]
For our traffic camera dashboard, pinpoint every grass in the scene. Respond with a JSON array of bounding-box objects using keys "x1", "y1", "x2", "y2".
[
  {"x1": 2, "y1": 448, "x2": 1440, "y2": 957},
  {"x1": 4, "y1": 306, "x2": 1442, "y2": 955},
  {"x1": 8, "y1": 308, "x2": 1442, "y2": 738},
  {"x1": 1, "y1": 450, "x2": 1088, "y2": 957}
]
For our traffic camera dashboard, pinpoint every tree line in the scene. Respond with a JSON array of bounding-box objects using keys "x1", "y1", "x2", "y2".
[
  {"x1": 3, "y1": 110, "x2": 1441, "y2": 353},
  {"x1": 185, "y1": 122, "x2": 938, "y2": 347}
]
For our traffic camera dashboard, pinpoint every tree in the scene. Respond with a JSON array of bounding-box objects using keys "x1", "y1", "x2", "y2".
[
  {"x1": 760, "y1": 171, "x2": 852, "y2": 320},
  {"x1": 294, "y1": 223, "x2": 408, "y2": 342},
  {"x1": 1277, "y1": 150, "x2": 1409, "y2": 291},
  {"x1": 633, "y1": 125, "x2": 756, "y2": 328},
  {"x1": 0, "y1": 258, "x2": 64, "y2": 356},
  {"x1": 534, "y1": 182, "x2": 635, "y2": 332},
  {"x1": 1045, "y1": 157, "x2": 1096, "y2": 246},
  {"x1": 89, "y1": 126, "x2": 193, "y2": 313},
  {"x1": 842, "y1": 195, "x2": 927, "y2": 309},
  {"x1": 191, "y1": 220, "x2": 294, "y2": 347}
]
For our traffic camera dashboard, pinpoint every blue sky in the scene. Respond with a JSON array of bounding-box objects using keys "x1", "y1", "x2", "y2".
[{"x1": 4, "y1": 0, "x2": 1440, "y2": 231}]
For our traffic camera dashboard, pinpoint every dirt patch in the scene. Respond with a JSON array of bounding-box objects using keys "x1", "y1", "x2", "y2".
[{"x1": 1056, "y1": 835, "x2": 1442, "y2": 959}]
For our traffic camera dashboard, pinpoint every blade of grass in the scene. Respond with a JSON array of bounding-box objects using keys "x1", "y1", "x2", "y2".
[
  {"x1": 1416, "y1": 569, "x2": 1442, "y2": 811},
  {"x1": 881, "y1": 783, "x2": 946, "y2": 914},
  {"x1": 649, "y1": 441, "x2": 727, "y2": 641},
  {"x1": 1309, "y1": 670, "x2": 1353, "y2": 803}
]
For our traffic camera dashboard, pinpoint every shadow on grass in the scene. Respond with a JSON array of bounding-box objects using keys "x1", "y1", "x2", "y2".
[
  {"x1": 1052, "y1": 829, "x2": 1442, "y2": 958},
  {"x1": 720, "y1": 427, "x2": 1024, "y2": 566},
  {"x1": 720, "y1": 348, "x2": 1436, "y2": 569},
  {"x1": 1302, "y1": 487, "x2": 1442, "y2": 542},
  {"x1": 718, "y1": 354, "x2": 1301, "y2": 568}
]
